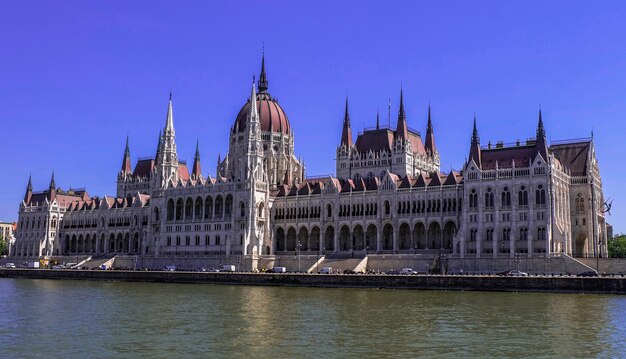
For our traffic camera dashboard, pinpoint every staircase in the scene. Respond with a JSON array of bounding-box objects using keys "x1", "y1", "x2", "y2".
[{"x1": 317, "y1": 258, "x2": 363, "y2": 273}]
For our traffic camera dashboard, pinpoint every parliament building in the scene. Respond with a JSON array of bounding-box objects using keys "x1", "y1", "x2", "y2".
[{"x1": 12, "y1": 56, "x2": 609, "y2": 270}]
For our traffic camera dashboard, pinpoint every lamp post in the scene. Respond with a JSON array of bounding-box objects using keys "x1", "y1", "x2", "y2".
[
  {"x1": 297, "y1": 240, "x2": 302, "y2": 273},
  {"x1": 440, "y1": 253, "x2": 448, "y2": 275},
  {"x1": 514, "y1": 253, "x2": 522, "y2": 273}
]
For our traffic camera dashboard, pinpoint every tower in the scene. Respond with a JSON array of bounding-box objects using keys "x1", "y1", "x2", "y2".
[
  {"x1": 155, "y1": 93, "x2": 179, "y2": 186},
  {"x1": 24, "y1": 175, "x2": 32, "y2": 204},
  {"x1": 340, "y1": 96, "x2": 353, "y2": 147},
  {"x1": 192, "y1": 140, "x2": 202, "y2": 180}
]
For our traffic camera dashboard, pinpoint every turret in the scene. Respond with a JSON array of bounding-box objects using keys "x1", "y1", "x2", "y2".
[
  {"x1": 340, "y1": 96, "x2": 353, "y2": 147},
  {"x1": 468, "y1": 114, "x2": 481, "y2": 168},
  {"x1": 155, "y1": 92, "x2": 179, "y2": 184}
]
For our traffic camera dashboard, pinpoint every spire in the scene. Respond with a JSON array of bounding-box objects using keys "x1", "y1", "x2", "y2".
[
  {"x1": 424, "y1": 105, "x2": 436, "y2": 155},
  {"x1": 216, "y1": 153, "x2": 221, "y2": 178},
  {"x1": 121, "y1": 136, "x2": 132, "y2": 174},
  {"x1": 468, "y1": 114, "x2": 482, "y2": 168},
  {"x1": 164, "y1": 92, "x2": 174, "y2": 133},
  {"x1": 155, "y1": 130, "x2": 162, "y2": 160},
  {"x1": 49, "y1": 171, "x2": 56, "y2": 190},
  {"x1": 192, "y1": 140, "x2": 202, "y2": 180},
  {"x1": 258, "y1": 48, "x2": 268, "y2": 93},
  {"x1": 395, "y1": 86, "x2": 408, "y2": 140},
  {"x1": 537, "y1": 109, "x2": 545, "y2": 138},
  {"x1": 471, "y1": 113, "x2": 479, "y2": 144},
  {"x1": 535, "y1": 109, "x2": 548, "y2": 160},
  {"x1": 249, "y1": 76, "x2": 258, "y2": 123},
  {"x1": 340, "y1": 96, "x2": 353, "y2": 147},
  {"x1": 47, "y1": 172, "x2": 56, "y2": 201},
  {"x1": 24, "y1": 174, "x2": 33, "y2": 203}
]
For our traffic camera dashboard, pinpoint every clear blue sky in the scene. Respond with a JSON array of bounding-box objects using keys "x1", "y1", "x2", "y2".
[{"x1": 1, "y1": 1, "x2": 625, "y2": 233}]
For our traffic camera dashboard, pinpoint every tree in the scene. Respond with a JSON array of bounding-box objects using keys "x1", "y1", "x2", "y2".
[
  {"x1": 608, "y1": 235, "x2": 626, "y2": 258},
  {"x1": 0, "y1": 233, "x2": 6, "y2": 256}
]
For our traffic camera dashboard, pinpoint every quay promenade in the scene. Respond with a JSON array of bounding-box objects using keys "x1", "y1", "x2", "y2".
[{"x1": 1, "y1": 268, "x2": 625, "y2": 294}]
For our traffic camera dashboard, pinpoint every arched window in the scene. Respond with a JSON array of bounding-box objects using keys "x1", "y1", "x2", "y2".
[
  {"x1": 536, "y1": 185, "x2": 546, "y2": 206},
  {"x1": 501, "y1": 187, "x2": 511, "y2": 207},
  {"x1": 175, "y1": 199, "x2": 184, "y2": 220},
  {"x1": 384, "y1": 200, "x2": 390, "y2": 215},
  {"x1": 195, "y1": 197, "x2": 203, "y2": 219},
  {"x1": 518, "y1": 186, "x2": 528, "y2": 206},
  {"x1": 240, "y1": 202, "x2": 246, "y2": 218},
  {"x1": 185, "y1": 198, "x2": 193, "y2": 219},
  {"x1": 166, "y1": 199, "x2": 175, "y2": 221},
  {"x1": 326, "y1": 204, "x2": 333, "y2": 218},
  {"x1": 485, "y1": 188, "x2": 494, "y2": 208}
]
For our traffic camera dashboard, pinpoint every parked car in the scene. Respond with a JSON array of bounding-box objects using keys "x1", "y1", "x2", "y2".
[
  {"x1": 220, "y1": 265, "x2": 236, "y2": 272},
  {"x1": 318, "y1": 267, "x2": 333, "y2": 274},
  {"x1": 386, "y1": 269, "x2": 401, "y2": 275},
  {"x1": 4, "y1": 263, "x2": 16, "y2": 268},
  {"x1": 577, "y1": 270, "x2": 599, "y2": 277},
  {"x1": 497, "y1": 270, "x2": 512, "y2": 276},
  {"x1": 271, "y1": 266, "x2": 287, "y2": 273},
  {"x1": 206, "y1": 268, "x2": 220, "y2": 273},
  {"x1": 400, "y1": 268, "x2": 416, "y2": 275},
  {"x1": 508, "y1": 270, "x2": 529, "y2": 277},
  {"x1": 164, "y1": 265, "x2": 176, "y2": 272}
]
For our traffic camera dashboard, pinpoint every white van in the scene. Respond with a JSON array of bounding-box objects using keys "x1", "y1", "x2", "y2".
[
  {"x1": 164, "y1": 265, "x2": 176, "y2": 272},
  {"x1": 4, "y1": 263, "x2": 16, "y2": 268},
  {"x1": 220, "y1": 264, "x2": 236, "y2": 272},
  {"x1": 272, "y1": 266, "x2": 286, "y2": 273},
  {"x1": 319, "y1": 267, "x2": 333, "y2": 274},
  {"x1": 400, "y1": 268, "x2": 415, "y2": 275}
]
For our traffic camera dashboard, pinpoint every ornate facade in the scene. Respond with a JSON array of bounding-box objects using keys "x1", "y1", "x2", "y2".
[{"x1": 12, "y1": 56, "x2": 608, "y2": 266}]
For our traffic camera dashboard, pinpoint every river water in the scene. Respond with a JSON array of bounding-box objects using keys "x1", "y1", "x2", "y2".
[{"x1": 0, "y1": 278, "x2": 624, "y2": 358}]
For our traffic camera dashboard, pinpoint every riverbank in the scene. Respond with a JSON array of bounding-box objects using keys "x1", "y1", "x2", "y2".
[{"x1": 1, "y1": 268, "x2": 625, "y2": 294}]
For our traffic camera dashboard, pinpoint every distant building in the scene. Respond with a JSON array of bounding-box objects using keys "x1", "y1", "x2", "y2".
[
  {"x1": 0, "y1": 221, "x2": 16, "y2": 255},
  {"x1": 11, "y1": 55, "x2": 609, "y2": 266}
]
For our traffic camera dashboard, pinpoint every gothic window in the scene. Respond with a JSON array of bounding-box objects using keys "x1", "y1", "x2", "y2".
[
  {"x1": 536, "y1": 185, "x2": 546, "y2": 206},
  {"x1": 195, "y1": 197, "x2": 203, "y2": 218},
  {"x1": 240, "y1": 202, "x2": 245, "y2": 218},
  {"x1": 518, "y1": 186, "x2": 528, "y2": 206},
  {"x1": 485, "y1": 188, "x2": 494, "y2": 208},
  {"x1": 384, "y1": 200, "x2": 390, "y2": 215},
  {"x1": 185, "y1": 198, "x2": 193, "y2": 219},
  {"x1": 537, "y1": 227, "x2": 546, "y2": 241},
  {"x1": 185, "y1": 236, "x2": 190, "y2": 246},
  {"x1": 501, "y1": 187, "x2": 511, "y2": 207},
  {"x1": 167, "y1": 236, "x2": 172, "y2": 246},
  {"x1": 175, "y1": 199, "x2": 183, "y2": 221},
  {"x1": 469, "y1": 189, "x2": 478, "y2": 208},
  {"x1": 520, "y1": 227, "x2": 528, "y2": 241},
  {"x1": 326, "y1": 204, "x2": 333, "y2": 218}
]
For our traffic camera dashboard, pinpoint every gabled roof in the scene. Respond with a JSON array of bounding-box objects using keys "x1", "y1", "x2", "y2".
[{"x1": 133, "y1": 159, "x2": 155, "y2": 178}]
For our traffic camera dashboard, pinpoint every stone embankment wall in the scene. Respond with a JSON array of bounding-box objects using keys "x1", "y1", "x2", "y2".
[{"x1": 1, "y1": 269, "x2": 625, "y2": 294}]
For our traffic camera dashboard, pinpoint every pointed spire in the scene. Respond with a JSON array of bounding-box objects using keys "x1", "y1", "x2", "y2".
[
  {"x1": 249, "y1": 76, "x2": 258, "y2": 123},
  {"x1": 164, "y1": 92, "x2": 174, "y2": 133},
  {"x1": 424, "y1": 105, "x2": 436, "y2": 155},
  {"x1": 24, "y1": 174, "x2": 33, "y2": 204},
  {"x1": 49, "y1": 171, "x2": 56, "y2": 190},
  {"x1": 537, "y1": 109, "x2": 545, "y2": 138},
  {"x1": 471, "y1": 113, "x2": 479, "y2": 144},
  {"x1": 535, "y1": 109, "x2": 548, "y2": 160},
  {"x1": 216, "y1": 153, "x2": 221, "y2": 177},
  {"x1": 258, "y1": 47, "x2": 268, "y2": 93},
  {"x1": 47, "y1": 171, "x2": 56, "y2": 201},
  {"x1": 192, "y1": 140, "x2": 202, "y2": 180},
  {"x1": 468, "y1": 114, "x2": 482, "y2": 168},
  {"x1": 340, "y1": 96, "x2": 353, "y2": 147},
  {"x1": 121, "y1": 135, "x2": 132, "y2": 174},
  {"x1": 155, "y1": 130, "x2": 162, "y2": 161},
  {"x1": 395, "y1": 86, "x2": 408, "y2": 140}
]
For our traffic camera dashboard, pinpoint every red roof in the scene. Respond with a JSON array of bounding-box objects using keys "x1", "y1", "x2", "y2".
[
  {"x1": 355, "y1": 128, "x2": 426, "y2": 155},
  {"x1": 550, "y1": 141, "x2": 590, "y2": 176},
  {"x1": 480, "y1": 145, "x2": 536, "y2": 170},
  {"x1": 233, "y1": 97, "x2": 290, "y2": 135},
  {"x1": 133, "y1": 159, "x2": 155, "y2": 178}
]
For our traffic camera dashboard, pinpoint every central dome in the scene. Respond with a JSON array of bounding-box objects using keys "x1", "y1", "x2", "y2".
[
  {"x1": 232, "y1": 54, "x2": 291, "y2": 135},
  {"x1": 233, "y1": 93, "x2": 291, "y2": 135}
]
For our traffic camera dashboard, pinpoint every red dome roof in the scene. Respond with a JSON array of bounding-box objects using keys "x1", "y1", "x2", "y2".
[{"x1": 233, "y1": 95, "x2": 290, "y2": 135}]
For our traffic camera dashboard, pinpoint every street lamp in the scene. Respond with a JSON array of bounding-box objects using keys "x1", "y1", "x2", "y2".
[
  {"x1": 514, "y1": 253, "x2": 522, "y2": 273},
  {"x1": 296, "y1": 240, "x2": 302, "y2": 273},
  {"x1": 440, "y1": 253, "x2": 448, "y2": 275}
]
